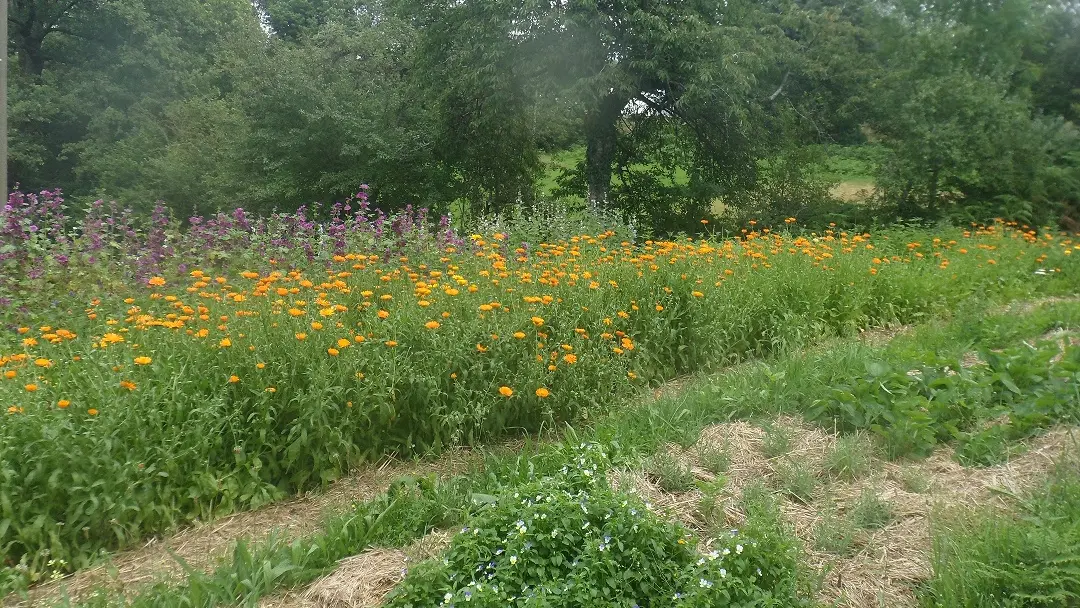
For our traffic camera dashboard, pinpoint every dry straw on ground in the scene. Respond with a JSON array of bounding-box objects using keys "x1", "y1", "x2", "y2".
[
  {"x1": 613, "y1": 418, "x2": 1078, "y2": 608},
  {"x1": 8, "y1": 451, "x2": 477, "y2": 608}
]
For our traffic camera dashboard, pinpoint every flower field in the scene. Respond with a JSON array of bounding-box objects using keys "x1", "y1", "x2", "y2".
[{"x1": 2, "y1": 191, "x2": 1078, "y2": 587}]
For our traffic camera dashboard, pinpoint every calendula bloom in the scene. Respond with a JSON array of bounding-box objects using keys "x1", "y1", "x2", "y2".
[
  {"x1": 288, "y1": 308, "x2": 304, "y2": 317},
  {"x1": 22, "y1": 337, "x2": 38, "y2": 347},
  {"x1": 499, "y1": 386, "x2": 514, "y2": 397},
  {"x1": 377, "y1": 310, "x2": 390, "y2": 319},
  {"x1": 384, "y1": 340, "x2": 398, "y2": 347},
  {"x1": 147, "y1": 276, "x2": 166, "y2": 286},
  {"x1": 219, "y1": 338, "x2": 232, "y2": 348},
  {"x1": 17, "y1": 327, "x2": 28, "y2": 334},
  {"x1": 337, "y1": 338, "x2": 351, "y2": 348},
  {"x1": 134, "y1": 356, "x2": 152, "y2": 365},
  {"x1": 535, "y1": 387, "x2": 550, "y2": 398},
  {"x1": 692, "y1": 291, "x2": 704, "y2": 298},
  {"x1": 256, "y1": 362, "x2": 266, "y2": 369},
  {"x1": 513, "y1": 331, "x2": 526, "y2": 339},
  {"x1": 120, "y1": 380, "x2": 137, "y2": 391},
  {"x1": 34, "y1": 358, "x2": 53, "y2": 368},
  {"x1": 295, "y1": 332, "x2": 307, "y2": 341},
  {"x1": 327, "y1": 348, "x2": 340, "y2": 356},
  {"x1": 58, "y1": 399, "x2": 70, "y2": 408},
  {"x1": 563, "y1": 354, "x2": 578, "y2": 364},
  {"x1": 3, "y1": 370, "x2": 15, "y2": 379},
  {"x1": 265, "y1": 387, "x2": 277, "y2": 393},
  {"x1": 7, "y1": 406, "x2": 23, "y2": 414},
  {"x1": 87, "y1": 408, "x2": 99, "y2": 416},
  {"x1": 531, "y1": 316, "x2": 544, "y2": 326},
  {"x1": 425, "y1": 321, "x2": 440, "y2": 330},
  {"x1": 228, "y1": 375, "x2": 240, "y2": 383},
  {"x1": 311, "y1": 321, "x2": 324, "y2": 330},
  {"x1": 25, "y1": 384, "x2": 38, "y2": 392}
]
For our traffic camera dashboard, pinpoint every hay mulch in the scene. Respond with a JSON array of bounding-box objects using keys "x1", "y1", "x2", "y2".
[
  {"x1": 612, "y1": 418, "x2": 1078, "y2": 608},
  {"x1": 10, "y1": 451, "x2": 478, "y2": 608},
  {"x1": 260, "y1": 530, "x2": 453, "y2": 608}
]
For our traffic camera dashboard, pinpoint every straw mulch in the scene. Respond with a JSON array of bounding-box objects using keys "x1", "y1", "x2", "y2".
[
  {"x1": 613, "y1": 418, "x2": 1077, "y2": 608},
  {"x1": 10, "y1": 450, "x2": 478, "y2": 608}
]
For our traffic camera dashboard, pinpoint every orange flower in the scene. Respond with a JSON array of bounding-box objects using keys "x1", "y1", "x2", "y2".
[
  {"x1": 88, "y1": 408, "x2": 99, "y2": 416},
  {"x1": 295, "y1": 332, "x2": 307, "y2": 341},
  {"x1": 692, "y1": 291, "x2": 704, "y2": 298},
  {"x1": 563, "y1": 354, "x2": 578, "y2": 364},
  {"x1": 120, "y1": 380, "x2": 137, "y2": 391},
  {"x1": 148, "y1": 276, "x2": 166, "y2": 286},
  {"x1": 384, "y1": 340, "x2": 398, "y2": 347},
  {"x1": 57, "y1": 399, "x2": 70, "y2": 408},
  {"x1": 327, "y1": 348, "x2": 340, "y2": 356},
  {"x1": 479, "y1": 304, "x2": 494, "y2": 312},
  {"x1": 265, "y1": 387, "x2": 277, "y2": 393},
  {"x1": 17, "y1": 327, "x2": 28, "y2": 334},
  {"x1": 311, "y1": 321, "x2": 324, "y2": 330},
  {"x1": 499, "y1": 386, "x2": 514, "y2": 397},
  {"x1": 256, "y1": 362, "x2": 266, "y2": 369},
  {"x1": 228, "y1": 375, "x2": 240, "y2": 383},
  {"x1": 531, "y1": 316, "x2": 545, "y2": 326},
  {"x1": 535, "y1": 387, "x2": 550, "y2": 398},
  {"x1": 134, "y1": 356, "x2": 152, "y2": 366},
  {"x1": 377, "y1": 310, "x2": 390, "y2": 319},
  {"x1": 7, "y1": 406, "x2": 23, "y2": 414},
  {"x1": 3, "y1": 370, "x2": 15, "y2": 379},
  {"x1": 513, "y1": 331, "x2": 526, "y2": 339},
  {"x1": 219, "y1": 338, "x2": 232, "y2": 348},
  {"x1": 288, "y1": 308, "x2": 304, "y2": 317},
  {"x1": 25, "y1": 384, "x2": 38, "y2": 392},
  {"x1": 34, "y1": 358, "x2": 52, "y2": 368},
  {"x1": 425, "y1": 321, "x2": 441, "y2": 330},
  {"x1": 337, "y1": 338, "x2": 351, "y2": 348}
]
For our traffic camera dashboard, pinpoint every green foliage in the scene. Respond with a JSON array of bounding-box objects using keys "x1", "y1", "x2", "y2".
[
  {"x1": 761, "y1": 423, "x2": 795, "y2": 459},
  {"x1": 813, "y1": 511, "x2": 859, "y2": 556},
  {"x1": 849, "y1": 489, "x2": 893, "y2": 530},
  {"x1": 823, "y1": 433, "x2": 875, "y2": 482},
  {"x1": 922, "y1": 462, "x2": 1080, "y2": 607},
  {"x1": 387, "y1": 444, "x2": 804, "y2": 608},
  {"x1": 646, "y1": 452, "x2": 697, "y2": 494},
  {"x1": 697, "y1": 442, "x2": 732, "y2": 476},
  {"x1": 774, "y1": 462, "x2": 818, "y2": 504}
]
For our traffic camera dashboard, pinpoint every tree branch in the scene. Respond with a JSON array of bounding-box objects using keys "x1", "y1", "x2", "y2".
[{"x1": 767, "y1": 70, "x2": 790, "y2": 102}]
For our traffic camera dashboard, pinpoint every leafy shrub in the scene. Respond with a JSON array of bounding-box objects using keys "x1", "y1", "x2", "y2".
[
  {"x1": 646, "y1": 452, "x2": 697, "y2": 493},
  {"x1": 386, "y1": 445, "x2": 804, "y2": 607}
]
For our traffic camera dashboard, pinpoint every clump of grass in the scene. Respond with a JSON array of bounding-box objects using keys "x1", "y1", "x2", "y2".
[
  {"x1": 697, "y1": 478, "x2": 729, "y2": 528},
  {"x1": 897, "y1": 467, "x2": 931, "y2": 494},
  {"x1": 813, "y1": 511, "x2": 859, "y2": 556},
  {"x1": 923, "y1": 462, "x2": 1080, "y2": 606},
  {"x1": 761, "y1": 423, "x2": 795, "y2": 458},
  {"x1": 775, "y1": 461, "x2": 817, "y2": 504},
  {"x1": 697, "y1": 441, "x2": 731, "y2": 475},
  {"x1": 850, "y1": 488, "x2": 893, "y2": 529},
  {"x1": 645, "y1": 452, "x2": 696, "y2": 493},
  {"x1": 823, "y1": 432, "x2": 875, "y2": 481}
]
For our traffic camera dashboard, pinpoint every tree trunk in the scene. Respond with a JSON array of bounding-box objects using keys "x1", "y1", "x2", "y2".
[{"x1": 584, "y1": 92, "x2": 627, "y2": 210}]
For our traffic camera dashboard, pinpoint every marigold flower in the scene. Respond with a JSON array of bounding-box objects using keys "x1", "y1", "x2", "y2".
[
  {"x1": 256, "y1": 362, "x2": 266, "y2": 369},
  {"x1": 34, "y1": 358, "x2": 53, "y2": 368},
  {"x1": 327, "y1": 348, "x2": 340, "y2": 356},
  {"x1": 531, "y1": 316, "x2": 545, "y2": 326},
  {"x1": 335, "y1": 338, "x2": 350, "y2": 349},
  {"x1": 513, "y1": 331, "x2": 526, "y2": 339},
  {"x1": 88, "y1": 408, "x2": 99, "y2": 416},
  {"x1": 120, "y1": 380, "x2": 137, "y2": 391},
  {"x1": 148, "y1": 276, "x2": 166, "y2": 287},
  {"x1": 377, "y1": 310, "x2": 390, "y2": 319},
  {"x1": 425, "y1": 321, "x2": 441, "y2": 330},
  {"x1": 692, "y1": 291, "x2": 704, "y2": 298},
  {"x1": 58, "y1": 399, "x2": 70, "y2": 408},
  {"x1": 134, "y1": 356, "x2": 152, "y2": 366},
  {"x1": 219, "y1": 338, "x2": 232, "y2": 348},
  {"x1": 563, "y1": 354, "x2": 578, "y2": 364},
  {"x1": 17, "y1": 327, "x2": 28, "y2": 334},
  {"x1": 479, "y1": 304, "x2": 493, "y2": 312},
  {"x1": 384, "y1": 340, "x2": 398, "y2": 347},
  {"x1": 266, "y1": 387, "x2": 277, "y2": 393},
  {"x1": 535, "y1": 387, "x2": 550, "y2": 398},
  {"x1": 295, "y1": 333, "x2": 307, "y2": 341},
  {"x1": 499, "y1": 386, "x2": 514, "y2": 397},
  {"x1": 25, "y1": 384, "x2": 37, "y2": 392},
  {"x1": 288, "y1": 308, "x2": 304, "y2": 317},
  {"x1": 7, "y1": 406, "x2": 23, "y2": 414}
]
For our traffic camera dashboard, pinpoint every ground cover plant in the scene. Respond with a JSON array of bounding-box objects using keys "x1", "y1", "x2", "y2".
[{"x1": 2, "y1": 191, "x2": 1079, "y2": 589}]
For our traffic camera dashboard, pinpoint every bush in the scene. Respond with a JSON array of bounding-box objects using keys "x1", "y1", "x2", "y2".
[{"x1": 386, "y1": 445, "x2": 805, "y2": 608}]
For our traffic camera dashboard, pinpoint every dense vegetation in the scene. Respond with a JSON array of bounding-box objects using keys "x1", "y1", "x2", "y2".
[{"x1": 7, "y1": 0, "x2": 1080, "y2": 231}]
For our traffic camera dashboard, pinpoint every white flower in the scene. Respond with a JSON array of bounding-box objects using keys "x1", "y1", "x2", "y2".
[
  {"x1": 736, "y1": 544, "x2": 743, "y2": 554},
  {"x1": 510, "y1": 555, "x2": 518, "y2": 565},
  {"x1": 699, "y1": 578, "x2": 713, "y2": 589},
  {"x1": 719, "y1": 568, "x2": 727, "y2": 578},
  {"x1": 444, "y1": 592, "x2": 453, "y2": 603}
]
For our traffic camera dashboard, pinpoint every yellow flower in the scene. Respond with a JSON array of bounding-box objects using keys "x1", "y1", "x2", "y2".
[
  {"x1": 311, "y1": 321, "x2": 324, "y2": 330},
  {"x1": 535, "y1": 387, "x2": 550, "y2": 398},
  {"x1": 229, "y1": 375, "x2": 240, "y2": 383},
  {"x1": 266, "y1": 387, "x2": 277, "y2": 393},
  {"x1": 337, "y1": 338, "x2": 351, "y2": 348},
  {"x1": 134, "y1": 356, "x2": 152, "y2": 366},
  {"x1": 499, "y1": 386, "x2": 514, "y2": 397},
  {"x1": 425, "y1": 321, "x2": 441, "y2": 330},
  {"x1": 3, "y1": 370, "x2": 15, "y2": 379},
  {"x1": 692, "y1": 291, "x2": 704, "y2": 298},
  {"x1": 655, "y1": 304, "x2": 664, "y2": 312},
  {"x1": 219, "y1": 338, "x2": 232, "y2": 348},
  {"x1": 295, "y1": 332, "x2": 307, "y2": 341},
  {"x1": 384, "y1": 340, "x2": 398, "y2": 347},
  {"x1": 531, "y1": 316, "x2": 545, "y2": 326},
  {"x1": 88, "y1": 408, "x2": 99, "y2": 416},
  {"x1": 7, "y1": 406, "x2": 23, "y2": 414},
  {"x1": 288, "y1": 308, "x2": 304, "y2": 317},
  {"x1": 513, "y1": 331, "x2": 526, "y2": 339},
  {"x1": 327, "y1": 348, "x2": 340, "y2": 356},
  {"x1": 256, "y1": 362, "x2": 266, "y2": 369},
  {"x1": 120, "y1": 380, "x2": 137, "y2": 391},
  {"x1": 148, "y1": 276, "x2": 166, "y2": 286},
  {"x1": 479, "y1": 304, "x2": 494, "y2": 312},
  {"x1": 563, "y1": 354, "x2": 578, "y2": 364},
  {"x1": 58, "y1": 399, "x2": 70, "y2": 408},
  {"x1": 34, "y1": 358, "x2": 53, "y2": 368},
  {"x1": 377, "y1": 310, "x2": 390, "y2": 319},
  {"x1": 25, "y1": 383, "x2": 38, "y2": 392}
]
